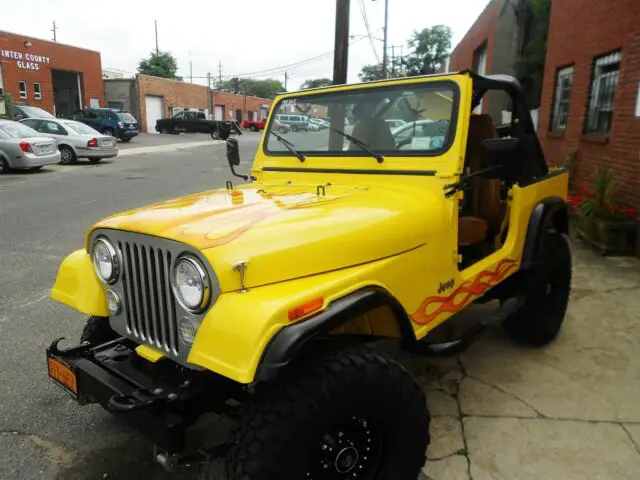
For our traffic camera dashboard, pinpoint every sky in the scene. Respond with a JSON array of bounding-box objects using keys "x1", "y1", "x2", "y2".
[{"x1": 1, "y1": 0, "x2": 491, "y2": 90}]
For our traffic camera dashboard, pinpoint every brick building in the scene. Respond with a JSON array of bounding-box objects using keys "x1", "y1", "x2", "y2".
[
  {"x1": 448, "y1": 0, "x2": 521, "y2": 123},
  {"x1": 538, "y1": 0, "x2": 640, "y2": 208},
  {"x1": 0, "y1": 30, "x2": 104, "y2": 117},
  {"x1": 105, "y1": 75, "x2": 272, "y2": 133}
]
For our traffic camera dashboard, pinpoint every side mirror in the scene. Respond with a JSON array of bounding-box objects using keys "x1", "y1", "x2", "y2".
[
  {"x1": 481, "y1": 138, "x2": 520, "y2": 181},
  {"x1": 226, "y1": 138, "x2": 240, "y2": 166}
]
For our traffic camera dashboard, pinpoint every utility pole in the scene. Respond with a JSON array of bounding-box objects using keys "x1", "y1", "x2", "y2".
[
  {"x1": 51, "y1": 21, "x2": 57, "y2": 42},
  {"x1": 207, "y1": 72, "x2": 213, "y2": 118},
  {"x1": 189, "y1": 60, "x2": 193, "y2": 83},
  {"x1": 218, "y1": 60, "x2": 223, "y2": 89},
  {"x1": 284, "y1": 71, "x2": 288, "y2": 91},
  {"x1": 154, "y1": 20, "x2": 159, "y2": 56},
  {"x1": 382, "y1": 0, "x2": 389, "y2": 78},
  {"x1": 332, "y1": 0, "x2": 350, "y2": 85},
  {"x1": 391, "y1": 45, "x2": 395, "y2": 76},
  {"x1": 243, "y1": 82, "x2": 247, "y2": 121}
]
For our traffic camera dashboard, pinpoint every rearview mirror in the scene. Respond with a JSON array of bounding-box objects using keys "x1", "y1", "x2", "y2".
[{"x1": 226, "y1": 138, "x2": 240, "y2": 166}]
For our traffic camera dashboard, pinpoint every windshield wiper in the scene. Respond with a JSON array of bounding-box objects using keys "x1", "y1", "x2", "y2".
[
  {"x1": 330, "y1": 128, "x2": 384, "y2": 163},
  {"x1": 270, "y1": 131, "x2": 305, "y2": 162}
]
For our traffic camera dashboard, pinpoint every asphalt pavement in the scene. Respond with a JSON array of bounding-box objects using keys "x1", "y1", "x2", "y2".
[{"x1": 0, "y1": 133, "x2": 261, "y2": 480}]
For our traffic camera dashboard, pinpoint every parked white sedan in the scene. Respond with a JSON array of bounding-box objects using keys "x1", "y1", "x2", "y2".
[{"x1": 20, "y1": 118, "x2": 118, "y2": 164}]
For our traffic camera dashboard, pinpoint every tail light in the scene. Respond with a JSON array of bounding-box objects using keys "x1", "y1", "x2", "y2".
[
  {"x1": 18, "y1": 141, "x2": 32, "y2": 153},
  {"x1": 87, "y1": 138, "x2": 98, "y2": 148}
]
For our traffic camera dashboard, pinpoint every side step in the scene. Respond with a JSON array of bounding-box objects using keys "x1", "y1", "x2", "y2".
[{"x1": 414, "y1": 296, "x2": 525, "y2": 357}]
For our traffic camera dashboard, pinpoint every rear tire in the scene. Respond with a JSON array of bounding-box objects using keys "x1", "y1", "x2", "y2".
[
  {"x1": 224, "y1": 348, "x2": 430, "y2": 480},
  {"x1": 80, "y1": 316, "x2": 118, "y2": 345},
  {"x1": 503, "y1": 231, "x2": 572, "y2": 346},
  {"x1": 103, "y1": 128, "x2": 115, "y2": 137},
  {"x1": 250, "y1": 125, "x2": 258, "y2": 132},
  {"x1": 88, "y1": 158, "x2": 101, "y2": 164},
  {"x1": 211, "y1": 130, "x2": 220, "y2": 140},
  {"x1": 59, "y1": 145, "x2": 77, "y2": 165}
]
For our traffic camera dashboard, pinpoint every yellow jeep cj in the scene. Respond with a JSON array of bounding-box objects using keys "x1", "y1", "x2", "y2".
[{"x1": 46, "y1": 71, "x2": 571, "y2": 479}]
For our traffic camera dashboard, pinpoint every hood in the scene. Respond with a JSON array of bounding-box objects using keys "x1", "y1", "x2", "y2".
[{"x1": 93, "y1": 182, "x2": 446, "y2": 290}]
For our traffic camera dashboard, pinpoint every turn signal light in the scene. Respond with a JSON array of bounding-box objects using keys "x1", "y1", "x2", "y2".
[
  {"x1": 87, "y1": 138, "x2": 98, "y2": 148},
  {"x1": 18, "y1": 141, "x2": 32, "y2": 153},
  {"x1": 288, "y1": 297, "x2": 324, "y2": 322}
]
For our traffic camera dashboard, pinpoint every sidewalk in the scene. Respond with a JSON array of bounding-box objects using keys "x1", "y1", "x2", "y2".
[{"x1": 405, "y1": 237, "x2": 640, "y2": 479}]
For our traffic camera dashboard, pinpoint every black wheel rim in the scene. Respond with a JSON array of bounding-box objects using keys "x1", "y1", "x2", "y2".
[{"x1": 306, "y1": 416, "x2": 383, "y2": 480}]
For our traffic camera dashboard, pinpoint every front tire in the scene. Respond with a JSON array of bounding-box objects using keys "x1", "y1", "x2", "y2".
[
  {"x1": 80, "y1": 316, "x2": 118, "y2": 345},
  {"x1": 503, "y1": 231, "x2": 572, "y2": 346},
  {"x1": 0, "y1": 157, "x2": 9, "y2": 174},
  {"x1": 225, "y1": 349, "x2": 430, "y2": 480}
]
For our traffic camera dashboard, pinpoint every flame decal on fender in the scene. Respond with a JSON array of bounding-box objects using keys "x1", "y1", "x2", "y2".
[{"x1": 411, "y1": 259, "x2": 517, "y2": 325}]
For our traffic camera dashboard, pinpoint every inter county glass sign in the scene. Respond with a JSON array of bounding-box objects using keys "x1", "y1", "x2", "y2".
[{"x1": 0, "y1": 49, "x2": 51, "y2": 70}]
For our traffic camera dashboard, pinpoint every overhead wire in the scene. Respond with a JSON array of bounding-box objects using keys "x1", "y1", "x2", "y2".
[{"x1": 357, "y1": 0, "x2": 381, "y2": 64}]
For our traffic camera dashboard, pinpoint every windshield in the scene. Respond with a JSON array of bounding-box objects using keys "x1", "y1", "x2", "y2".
[
  {"x1": 62, "y1": 120, "x2": 99, "y2": 135},
  {"x1": 0, "y1": 122, "x2": 40, "y2": 138},
  {"x1": 16, "y1": 105, "x2": 55, "y2": 118},
  {"x1": 265, "y1": 82, "x2": 456, "y2": 156}
]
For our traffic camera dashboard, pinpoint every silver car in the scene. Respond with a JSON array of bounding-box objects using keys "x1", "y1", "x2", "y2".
[
  {"x1": 20, "y1": 118, "x2": 118, "y2": 165},
  {"x1": 0, "y1": 120, "x2": 60, "y2": 173}
]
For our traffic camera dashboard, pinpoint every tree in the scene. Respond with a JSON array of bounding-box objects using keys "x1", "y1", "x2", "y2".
[
  {"x1": 403, "y1": 25, "x2": 452, "y2": 76},
  {"x1": 137, "y1": 51, "x2": 181, "y2": 80},
  {"x1": 358, "y1": 63, "x2": 385, "y2": 82},
  {"x1": 220, "y1": 78, "x2": 285, "y2": 99},
  {"x1": 300, "y1": 78, "x2": 333, "y2": 89}
]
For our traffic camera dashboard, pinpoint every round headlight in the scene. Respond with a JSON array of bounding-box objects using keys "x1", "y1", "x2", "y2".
[
  {"x1": 172, "y1": 256, "x2": 210, "y2": 312},
  {"x1": 92, "y1": 237, "x2": 118, "y2": 284}
]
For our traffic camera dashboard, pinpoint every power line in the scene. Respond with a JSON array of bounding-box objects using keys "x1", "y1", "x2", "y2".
[{"x1": 357, "y1": 0, "x2": 381, "y2": 63}]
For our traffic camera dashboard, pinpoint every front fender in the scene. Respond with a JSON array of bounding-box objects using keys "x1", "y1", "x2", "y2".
[{"x1": 51, "y1": 249, "x2": 108, "y2": 316}]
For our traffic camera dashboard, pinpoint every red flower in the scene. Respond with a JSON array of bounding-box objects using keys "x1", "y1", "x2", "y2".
[
  {"x1": 622, "y1": 206, "x2": 638, "y2": 218},
  {"x1": 610, "y1": 203, "x2": 619, "y2": 212}
]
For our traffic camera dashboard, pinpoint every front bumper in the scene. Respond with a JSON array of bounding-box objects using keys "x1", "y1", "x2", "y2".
[{"x1": 46, "y1": 338, "x2": 241, "y2": 453}]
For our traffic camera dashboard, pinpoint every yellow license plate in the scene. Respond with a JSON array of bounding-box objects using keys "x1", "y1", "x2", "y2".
[{"x1": 47, "y1": 357, "x2": 78, "y2": 395}]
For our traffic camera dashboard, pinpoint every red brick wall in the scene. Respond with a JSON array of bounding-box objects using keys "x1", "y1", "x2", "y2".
[
  {"x1": 448, "y1": 0, "x2": 500, "y2": 114},
  {"x1": 137, "y1": 75, "x2": 209, "y2": 132},
  {"x1": 212, "y1": 92, "x2": 272, "y2": 122},
  {"x1": 538, "y1": 0, "x2": 640, "y2": 208},
  {"x1": 0, "y1": 30, "x2": 104, "y2": 114}
]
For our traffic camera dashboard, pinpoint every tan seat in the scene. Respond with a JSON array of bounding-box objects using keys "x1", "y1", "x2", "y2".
[
  {"x1": 349, "y1": 118, "x2": 395, "y2": 150},
  {"x1": 458, "y1": 114, "x2": 504, "y2": 246}
]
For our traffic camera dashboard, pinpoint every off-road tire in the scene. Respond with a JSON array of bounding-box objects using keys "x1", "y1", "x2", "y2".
[
  {"x1": 503, "y1": 231, "x2": 572, "y2": 346},
  {"x1": 224, "y1": 348, "x2": 430, "y2": 480},
  {"x1": 80, "y1": 316, "x2": 118, "y2": 345},
  {"x1": 59, "y1": 145, "x2": 77, "y2": 165}
]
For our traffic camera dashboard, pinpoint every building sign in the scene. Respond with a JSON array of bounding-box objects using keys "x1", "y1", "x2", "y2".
[{"x1": 1, "y1": 49, "x2": 51, "y2": 71}]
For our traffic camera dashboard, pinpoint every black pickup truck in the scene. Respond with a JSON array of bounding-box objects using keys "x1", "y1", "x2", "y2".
[{"x1": 155, "y1": 111, "x2": 242, "y2": 139}]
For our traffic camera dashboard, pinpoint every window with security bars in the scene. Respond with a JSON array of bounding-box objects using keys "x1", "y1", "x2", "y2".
[
  {"x1": 550, "y1": 66, "x2": 574, "y2": 131},
  {"x1": 585, "y1": 51, "x2": 622, "y2": 134}
]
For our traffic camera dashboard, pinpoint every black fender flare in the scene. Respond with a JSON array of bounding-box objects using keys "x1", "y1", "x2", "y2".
[
  {"x1": 255, "y1": 287, "x2": 416, "y2": 382},
  {"x1": 521, "y1": 196, "x2": 569, "y2": 270}
]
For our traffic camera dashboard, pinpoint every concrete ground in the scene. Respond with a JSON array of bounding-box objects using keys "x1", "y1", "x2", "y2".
[{"x1": 1, "y1": 131, "x2": 639, "y2": 479}]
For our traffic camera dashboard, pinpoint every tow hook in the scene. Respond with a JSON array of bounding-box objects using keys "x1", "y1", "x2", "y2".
[
  {"x1": 108, "y1": 388, "x2": 178, "y2": 412},
  {"x1": 154, "y1": 443, "x2": 229, "y2": 471}
]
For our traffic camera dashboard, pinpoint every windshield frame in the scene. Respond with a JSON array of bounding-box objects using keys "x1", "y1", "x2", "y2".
[{"x1": 263, "y1": 79, "x2": 459, "y2": 159}]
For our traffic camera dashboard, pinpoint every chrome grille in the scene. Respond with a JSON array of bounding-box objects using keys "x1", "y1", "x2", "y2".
[
  {"x1": 118, "y1": 240, "x2": 180, "y2": 355},
  {"x1": 91, "y1": 229, "x2": 219, "y2": 367}
]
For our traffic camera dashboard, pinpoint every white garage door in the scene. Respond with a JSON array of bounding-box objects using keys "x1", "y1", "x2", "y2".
[
  {"x1": 214, "y1": 105, "x2": 223, "y2": 120},
  {"x1": 145, "y1": 95, "x2": 164, "y2": 134}
]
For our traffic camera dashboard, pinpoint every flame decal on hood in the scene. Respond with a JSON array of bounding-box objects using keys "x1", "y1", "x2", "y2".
[{"x1": 411, "y1": 259, "x2": 517, "y2": 325}]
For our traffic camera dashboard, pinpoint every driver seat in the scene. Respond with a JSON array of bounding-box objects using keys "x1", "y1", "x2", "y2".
[
  {"x1": 458, "y1": 114, "x2": 504, "y2": 247},
  {"x1": 350, "y1": 118, "x2": 395, "y2": 150}
]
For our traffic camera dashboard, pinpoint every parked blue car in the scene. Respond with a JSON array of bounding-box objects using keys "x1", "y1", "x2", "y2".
[{"x1": 68, "y1": 108, "x2": 139, "y2": 142}]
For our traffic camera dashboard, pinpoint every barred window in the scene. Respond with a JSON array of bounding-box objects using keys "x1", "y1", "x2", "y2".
[
  {"x1": 550, "y1": 66, "x2": 574, "y2": 131},
  {"x1": 585, "y1": 51, "x2": 621, "y2": 135}
]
